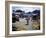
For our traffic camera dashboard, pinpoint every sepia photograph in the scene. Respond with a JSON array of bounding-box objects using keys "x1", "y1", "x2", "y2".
[{"x1": 12, "y1": 5, "x2": 40, "y2": 31}]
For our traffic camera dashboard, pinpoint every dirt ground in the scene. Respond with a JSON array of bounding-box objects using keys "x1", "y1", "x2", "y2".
[{"x1": 12, "y1": 18, "x2": 40, "y2": 31}]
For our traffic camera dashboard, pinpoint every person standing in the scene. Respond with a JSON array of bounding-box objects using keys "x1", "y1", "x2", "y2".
[{"x1": 26, "y1": 16, "x2": 30, "y2": 25}]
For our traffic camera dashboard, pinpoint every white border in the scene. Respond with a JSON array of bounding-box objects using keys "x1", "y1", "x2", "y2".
[{"x1": 9, "y1": 4, "x2": 43, "y2": 34}]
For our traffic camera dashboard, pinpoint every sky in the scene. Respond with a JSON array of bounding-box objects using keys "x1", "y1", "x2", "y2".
[{"x1": 12, "y1": 6, "x2": 40, "y2": 13}]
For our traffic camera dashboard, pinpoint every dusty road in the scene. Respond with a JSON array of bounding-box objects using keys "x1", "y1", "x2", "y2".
[{"x1": 12, "y1": 18, "x2": 33, "y2": 31}]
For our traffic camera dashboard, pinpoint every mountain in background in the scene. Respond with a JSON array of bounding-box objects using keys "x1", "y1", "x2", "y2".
[
  {"x1": 12, "y1": 9, "x2": 40, "y2": 17},
  {"x1": 32, "y1": 10, "x2": 40, "y2": 16}
]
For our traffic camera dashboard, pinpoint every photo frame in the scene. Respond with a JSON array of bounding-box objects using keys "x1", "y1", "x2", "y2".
[{"x1": 5, "y1": 1, "x2": 45, "y2": 37}]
